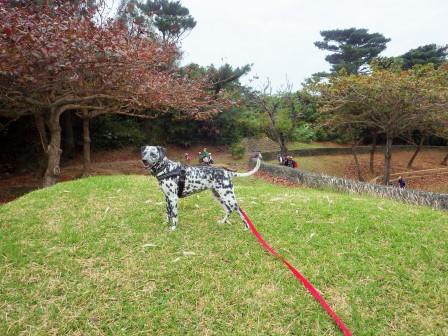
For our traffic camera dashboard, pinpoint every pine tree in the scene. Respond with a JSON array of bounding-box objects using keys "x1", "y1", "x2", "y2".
[
  {"x1": 401, "y1": 44, "x2": 448, "y2": 69},
  {"x1": 314, "y1": 28, "x2": 390, "y2": 75}
]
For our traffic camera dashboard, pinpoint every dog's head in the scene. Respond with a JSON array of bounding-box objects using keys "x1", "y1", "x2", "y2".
[{"x1": 141, "y1": 145, "x2": 167, "y2": 169}]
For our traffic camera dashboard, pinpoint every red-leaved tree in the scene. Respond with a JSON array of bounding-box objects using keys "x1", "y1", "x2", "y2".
[{"x1": 0, "y1": 1, "x2": 225, "y2": 186}]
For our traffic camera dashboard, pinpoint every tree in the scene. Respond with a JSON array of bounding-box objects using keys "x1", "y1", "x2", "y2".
[
  {"x1": 205, "y1": 63, "x2": 252, "y2": 95},
  {"x1": 401, "y1": 44, "x2": 448, "y2": 70},
  {"x1": 117, "y1": 0, "x2": 196, "y2": 42},
  {"x1": 0, "y1": 1, "x2": 224, "y2": 186},
  {"x1": 314, "y1": 28, "x2": 390, "y2": 75},
  {"x1": 318, "y1": 66, "x2": 448, "y2": 185},
  {"x1": 257, "y1": 82, "x2": 317, "y2": 156},
  {"x1": 181, "y1": 63, "x2": 251, "y2": 94},
  {"x1": 143, "y1": 62, "x2": 253, "y2": 147}
]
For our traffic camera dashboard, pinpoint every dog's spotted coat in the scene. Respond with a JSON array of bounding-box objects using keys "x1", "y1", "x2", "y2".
[{"x1": 141, "y1": 145, "x2": 261, "y2": 230}]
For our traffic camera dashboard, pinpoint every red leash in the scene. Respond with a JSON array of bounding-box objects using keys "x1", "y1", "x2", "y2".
[{"x1": 239, "y1": 207, "x2": 352, "y2": 336}]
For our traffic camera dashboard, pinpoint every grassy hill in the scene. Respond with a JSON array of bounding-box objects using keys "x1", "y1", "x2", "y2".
[{"x1": 1, "y1": 175, "x2": 447, "y2": 335}]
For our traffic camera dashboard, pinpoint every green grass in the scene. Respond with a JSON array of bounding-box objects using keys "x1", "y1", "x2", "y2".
[
  {"x1": 287, "y1": 141, "x2": 329, "y2": 150},
  {"x1": 275, "y1": 155, "x2": 351, "y2": 176},
  {"x1": 1, "y1": 175, "x2": 447, "y2": 335}
]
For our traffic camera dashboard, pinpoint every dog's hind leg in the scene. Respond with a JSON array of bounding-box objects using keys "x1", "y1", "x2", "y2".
[
  {"x1": 212, "y1": 189, "x2": 232, "y2": 224},
  {"x1": 236, "y1": 207, "x2": 249, "y2": 230},
  {"x1": 212, "y1": 187, "x2": 244, "y2": 228}
]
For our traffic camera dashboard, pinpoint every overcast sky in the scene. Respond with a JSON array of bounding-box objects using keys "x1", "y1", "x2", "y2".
[{"x1": 178, "y1": 0, "x2": 448, "y2": 91}]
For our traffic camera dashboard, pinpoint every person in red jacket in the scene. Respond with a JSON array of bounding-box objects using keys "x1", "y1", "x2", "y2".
[{"x1": 292, "y1": 159, "x2": 298, "y2": 169}]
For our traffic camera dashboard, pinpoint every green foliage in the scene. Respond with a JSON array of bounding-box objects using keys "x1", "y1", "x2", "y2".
[
  {"x1": 182, "y1": 62, "x2": 252, "y2": 95},
  {"x1": 141, "y1": 106, "x2": 262, "y2": 147},
  {"x1": 371, "y1": 45, "x2": 448, "y2": 71},
  {"x1": 207, "y1": 63, "x2": 252, "y2": 94},
  {"x1": 119, "y1": 0, "x2": 196, "y2": 42},
  {"x1": 258, "y1": 88, "x2": 319, "y2": 151},
  {"x1": 140, "y1": 60, "x2": 257, "y2": 147},
  {"x1": 314, "y1": 27, "x2": 390, "y2": 75},
  {"x1": 229, "y1": 142, "x2": 245, "y2": 159},
  {"x1": 91, "y1": 115, "x2": 145, "y2": 149},
  {"x1": 370, "y1": 56, "x2": 404, "y2": 72},
  {"x1": 401, "y1": 44, "x2": 448, "y2": 70},
  {"x1": 212, "y1": 107, "x2": 261, "y2": 145},
  {"x1": 291, "y1": 124, "x2": 316, "y2": 143},
  {"x1": 312, "y1": 126, "x2": 332, "y2": 141},
  {"x1": 316, "y1": 65, "x2": 448, "y2": 182}
]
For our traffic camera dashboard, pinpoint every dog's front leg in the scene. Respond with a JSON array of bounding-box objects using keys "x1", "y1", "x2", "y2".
[
  {"x1": 166, "y1": 195, "x2": 178, "y2": 231},
  {"x1": 165, "y1": 195, "x2": 172, "y2": 225}
]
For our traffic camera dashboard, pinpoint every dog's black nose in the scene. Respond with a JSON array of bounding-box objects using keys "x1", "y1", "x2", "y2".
[{"x1": 140, "y1": 146, "x2": 146, "y2": 153}]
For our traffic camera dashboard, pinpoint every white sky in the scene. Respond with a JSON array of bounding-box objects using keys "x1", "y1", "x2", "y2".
[{"x1": 178, "y1": 0, "x2": 448, "y2": 91}]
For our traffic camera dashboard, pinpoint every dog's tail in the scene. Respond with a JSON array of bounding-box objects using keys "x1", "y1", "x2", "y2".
[{"x1": 232, "y1": 157, "x2": 261, "y2": 177}]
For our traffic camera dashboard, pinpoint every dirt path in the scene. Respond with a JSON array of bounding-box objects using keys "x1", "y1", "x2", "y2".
[{"x1": 370, "y1": 167, "x2": 448, "y2": 183}]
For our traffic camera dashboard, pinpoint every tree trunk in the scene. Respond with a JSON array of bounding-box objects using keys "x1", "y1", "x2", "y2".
[
  {"x1": 34, "y1": 114, "x2": 49, "y2": 152},
  {"x1": 352, "y1": 143, "x2": 364, "y2": 181},
  {"x1": 279, "y1": 133, "x2": 287, "y2": 156},
  {"x1": 34, "y1": 114, "x2": 49, "y2": 178},
  {"x1": 43, "y1": 113, "x2": 62, "y2": 187},
  {"x1": 442, "y1": 152, "x2": 448, "y2": 166},
  {"x1": 82, "y1": 116, "x2": 91, "y2": 176},
  {"x1": 62, "y1": 112, "x2": 75, "y2": 159},
  {"x1": 383, "y1": 135, "x2": 393, "y2": 185},
  {"x1": 369, "y1": 131, "x2": 377, "y2": 174},
  {"x1": 407, "y1": 136, "x2": 424, "y2": 168}
]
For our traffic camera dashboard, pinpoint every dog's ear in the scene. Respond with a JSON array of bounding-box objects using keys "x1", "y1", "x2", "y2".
[{"x1": 157, "y1": 146, "x2": 167, "y2": 159}]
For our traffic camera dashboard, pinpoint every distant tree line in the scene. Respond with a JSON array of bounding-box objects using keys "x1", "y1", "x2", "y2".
[{"x1": 311, "y1": 27, "x2": 448, "y2": 184}]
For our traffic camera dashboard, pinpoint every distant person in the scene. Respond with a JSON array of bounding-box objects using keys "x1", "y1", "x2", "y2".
[
  {"x1": 292, "y1": 157, "x2": 298, "y2": 169},
  {"x1": 202, "y1": 147, "x2": 209, "y2": 158},
  {"x1": 398, "y1": 176, "x2": 406, "y2": 189},
  {"x1": 284, "y1": 156, "x2": 298, "y2": 169},
  {"x1": 278, "y1": 153, "x2": 284, "y2": 165},
  {"x1": 184, "y1": 152, "x2": 191, "y2": 164},
  {"x1": 198, "y1": 147, "x2": 209, "y2": 164},
  {"x1": 253, "y1": 151, "x2": 262, "y2": 160},
  {"x1": 208, "y1": 153, "x2": 214, "y2": 164},
  {"x1": 197, "y1": 151, "x2": 203, "y2": 164}
]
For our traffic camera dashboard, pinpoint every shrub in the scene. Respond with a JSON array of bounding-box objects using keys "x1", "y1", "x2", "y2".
[
  {"x1": 91, "y1": 115, "x2": 145, "y2": 149},
  {"x1": 229, "y1": 142, "x2": 245, "y2": 159},
  {"x1": 291, "y1": 124, "x2": 316, "y2": 143}
]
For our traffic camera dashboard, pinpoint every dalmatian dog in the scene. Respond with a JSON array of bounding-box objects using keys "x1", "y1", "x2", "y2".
[{"x1": 141, "y1": 145, "x2": 261, "y2": 231}]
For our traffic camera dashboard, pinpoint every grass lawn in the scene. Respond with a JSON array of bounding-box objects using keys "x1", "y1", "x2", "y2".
[
  {"x1": 1, "y1": 175, "x2": 447, "y2": 335},
  {"x1": 286, "y1": 141, "x2": 334, "y2": 150}
]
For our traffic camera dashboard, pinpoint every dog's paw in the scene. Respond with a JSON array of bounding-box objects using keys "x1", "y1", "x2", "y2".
[{"x1": 169, "y1": 225, "x2": 177, "y2": 231}]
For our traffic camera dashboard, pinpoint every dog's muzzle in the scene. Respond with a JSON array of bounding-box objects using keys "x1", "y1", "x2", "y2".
[{"x1": 142, "y1": 159, "x2": 151, "y2": 168}]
